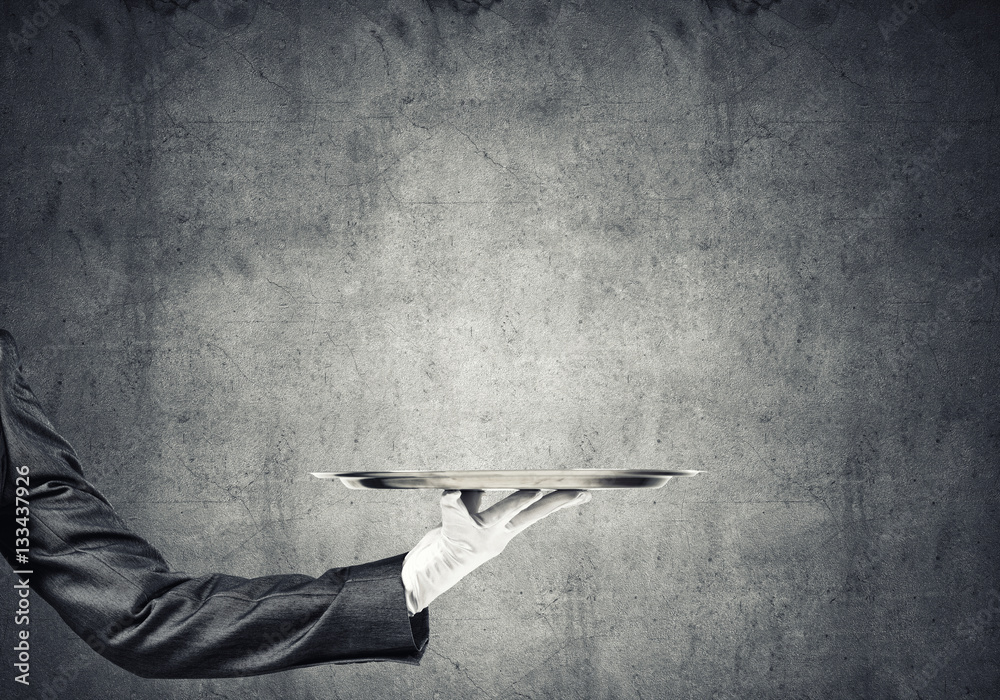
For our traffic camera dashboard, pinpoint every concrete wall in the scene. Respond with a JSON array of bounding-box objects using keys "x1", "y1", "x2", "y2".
[{"x1": 1, "y1": 0, "x2": 998, "y2": 697}]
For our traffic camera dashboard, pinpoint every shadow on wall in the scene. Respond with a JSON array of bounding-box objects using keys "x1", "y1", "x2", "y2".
[
  {"x1": 133, "y1": 0, "x2": 792, "y2": 17},
  {"x1": 702, "y1": 0, "x2": 784, "y2": 16},
  {"x1": 423, "y1": 0, "x2": 502, "y2": 15},
  {"x1": 129, "y1": 0, "x2": 256, "y2": 27},
  {"x1": 131, "y1": 0, "x2": 503, "y2": 19}
]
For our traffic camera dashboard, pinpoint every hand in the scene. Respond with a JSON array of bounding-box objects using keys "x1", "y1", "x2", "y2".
[{"x1": 401, "y1": 489, "x2": 591, "y2": 614}]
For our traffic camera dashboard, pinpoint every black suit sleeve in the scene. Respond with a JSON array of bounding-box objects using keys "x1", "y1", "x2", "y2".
[{"x1": 0, "y1": 329, "x2": 428, "y2": 678}]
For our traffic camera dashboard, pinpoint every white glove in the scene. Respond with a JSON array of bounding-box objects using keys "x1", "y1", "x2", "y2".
[{"x1": 401, "y1": 489, "x2": 591, "y2": 614}]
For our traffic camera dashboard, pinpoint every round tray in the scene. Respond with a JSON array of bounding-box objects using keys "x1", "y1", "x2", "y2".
[{"x1": 311, "y1": 469, "x2": 700, "y2": 491}]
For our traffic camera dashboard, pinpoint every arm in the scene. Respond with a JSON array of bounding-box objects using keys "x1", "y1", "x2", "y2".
[{"x1": 0, "y1": 330, "x2": 426, "y2": 679}]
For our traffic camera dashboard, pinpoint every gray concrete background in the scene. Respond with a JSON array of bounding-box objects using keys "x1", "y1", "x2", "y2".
[{"x1": 1, "y1": 0, "x2": 998, "y2": 697}]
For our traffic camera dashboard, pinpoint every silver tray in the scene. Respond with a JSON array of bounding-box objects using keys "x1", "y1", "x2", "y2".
[{"x1": 310, "y1": 469, "x2": 700, "y2": 491}]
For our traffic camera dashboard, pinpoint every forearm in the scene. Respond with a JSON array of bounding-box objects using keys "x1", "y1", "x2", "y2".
[
  {"x1": 2, "y1": 496, "x2": 427, "y2": 678},
  {"x1": 0, "y1": 330, "x2": 427, "y2": 678}
]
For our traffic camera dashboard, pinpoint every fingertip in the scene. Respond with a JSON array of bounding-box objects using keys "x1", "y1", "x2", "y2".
[{"x1": 563, "y1": 491, "x2": 590, "y2": 507}]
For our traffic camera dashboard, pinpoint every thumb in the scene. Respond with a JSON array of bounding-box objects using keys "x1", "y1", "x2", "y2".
[{"x1": 439, "y1": 490, "x2": 471, "y2": 527}]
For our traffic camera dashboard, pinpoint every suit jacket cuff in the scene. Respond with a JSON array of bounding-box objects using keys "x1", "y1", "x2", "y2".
[{"x1": 330, "y1": 552, "x2": 429, "y2": 665}]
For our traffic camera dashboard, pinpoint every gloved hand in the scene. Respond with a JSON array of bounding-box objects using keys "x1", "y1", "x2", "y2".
[{"x1": 401, "y1": 489, "x2": 591, "y2": 614}]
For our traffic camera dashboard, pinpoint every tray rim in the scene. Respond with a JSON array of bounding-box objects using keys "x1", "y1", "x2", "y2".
[
  {"x1": 312, "y1": 468, "x2": 702, "y2": 478},
  {"x1": 310, "y1": 468, "x2": 701, "y2": 490}
]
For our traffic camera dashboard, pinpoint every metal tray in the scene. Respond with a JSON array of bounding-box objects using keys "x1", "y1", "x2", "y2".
[{"x1": 311, "y1": 469, "x2": 700, "y2": 491}]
